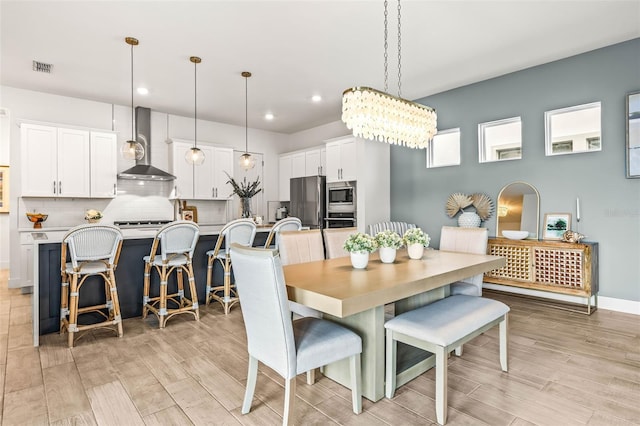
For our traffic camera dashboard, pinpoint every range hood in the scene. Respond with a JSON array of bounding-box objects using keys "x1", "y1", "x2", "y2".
[{"x1": 118, "y1": 106, "x2": 175, "y2": 181}]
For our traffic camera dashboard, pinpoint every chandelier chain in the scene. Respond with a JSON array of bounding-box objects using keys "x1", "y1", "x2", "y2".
[
  {"x1": 245, "y1": 75, "x2": 248, "y2": 153},
  {"x1": 397, "y1": 0, "x2": 402, "y2": 97},
  {"x1": 194, "y1": 59, "x2": 197, "y2": 147},
  {"x1": 130, "y1": 42, "x2": 134, "y2": 141},
  {"x1": 383, "y1": 0, "x2": 388, "y2": 93}
]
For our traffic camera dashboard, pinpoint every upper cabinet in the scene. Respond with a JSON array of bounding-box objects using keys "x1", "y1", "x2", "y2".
[
  {"x1": 90, "y1": 131, "x2": 118, "y2": 198},
  {"x1": 278, "y1": 150, "x2": 314, "y2": 201},
  {"x1": 171, "y1": 139, "x2": 233, "y2": 200},
  {"x1": 305, "y1": 148, "x2": 326, "y2": 176},
  {"x1": 21, "y1": 123, "x2": 94, "y2": 198},
  {"x1": 326, "y1": 137, "x2": 356, "y2": 182}
]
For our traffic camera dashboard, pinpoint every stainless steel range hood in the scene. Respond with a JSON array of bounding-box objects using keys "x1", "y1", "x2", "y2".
[{"x1": 117, "y1": 107, "x2": 175, "y2": 181}]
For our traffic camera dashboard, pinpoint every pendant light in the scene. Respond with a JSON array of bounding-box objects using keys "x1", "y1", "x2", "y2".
[
  {"x1": 121, "y1": 37, "x2": 145, "y2": 160},
  {"x1": 238, "y1": 71, "x2": 256, "y2": 171},
  {"x1": 185, "y1": 56, "x2": 205, "y2": 165}
]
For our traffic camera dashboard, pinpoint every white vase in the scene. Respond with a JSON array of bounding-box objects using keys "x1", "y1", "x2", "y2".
[
  {"x1": 379, "y1": 247, "x2": 397, "y2": 263},
  {"x1": 458, "y1": 211, "x2": 481, "y2": 228},
  {"x1": 407, "y1": 243, "x2": 424, "y2": 260},
  {"x1": 350, "y1": 252, "x2": 369, "y2": 269}
]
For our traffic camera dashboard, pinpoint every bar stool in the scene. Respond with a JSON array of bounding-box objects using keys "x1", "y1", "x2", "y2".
[
  {"x1": 60, "y1": 224, "x2": 124, "y2": 348},
  {"x1": 206, "y1": 218, "x2": 256, "y2": 314},
  {"x1": 142, "y1": 220, "x2": 200, "y2": 328},
  {"x1": 263, "y1": 217, "x2": 302, "y2": 249}
]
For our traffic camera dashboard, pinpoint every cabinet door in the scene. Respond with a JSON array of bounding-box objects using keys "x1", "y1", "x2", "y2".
[
  {"x1": 320, "y1": 148, "x2": 326, "y2": 176},
  {"x1": 57, "y1": 128, "x2": 90, "y2": 197},
  {"x1": 325, "y1": 143, "x2": 341, "y2": 182},
  {"x1": 20, "y1": 124, "x2": 58, "y2": 196},
  {"x1": 305, "y1": 149, "x2": 324, "y2": 176},
  {"x1": 90, "y1": 131, "x2": 117, "y2": 198},
  {"x1": 339, "y1": 139, "x2": 357, "y2": 181},
  {"x1": 212, "y1": 147, "x2": 234, "y2": 199},
  {"x1": 279, "y1": 154, "x2": 292, "y2": 201},
  {"x1": 171, "y1": 141, "x2": 195, "y2": 199},
  {"x1": 291, "y1": 152, "x2": 306, "y2": 178},
  {"x1": 194, "y1": 145, "x2": 216, "y2": 199},
  {"x1": 20, "y1": 244, "x2": 34, "y2": 288}
]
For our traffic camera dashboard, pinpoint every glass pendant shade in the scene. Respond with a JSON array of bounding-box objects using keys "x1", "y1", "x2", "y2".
[
  {"x1": 121, "y1": 139, "x2": 145, "y2": 160},
  {"x1": 239, "y1": 152, "x2": 255, "y2": 170},
  {"x1": 186, "y1": 147, "x2": 205, "y2": 165}
]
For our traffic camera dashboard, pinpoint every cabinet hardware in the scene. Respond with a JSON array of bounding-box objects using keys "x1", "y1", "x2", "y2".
[
  {"x1": 58, "y1": 181, "x2": 62, "y2": 194},
  {"x1": 53, "y1": 181, "x2": 56, "y2": 194},
  {"x1": 113, "y1": 183, "x2": 117, "y2": 195}
]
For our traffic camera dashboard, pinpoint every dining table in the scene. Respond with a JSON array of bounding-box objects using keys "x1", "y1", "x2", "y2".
[{"x1": 282, "y1": 248, "x2": 506, "y2": 402}]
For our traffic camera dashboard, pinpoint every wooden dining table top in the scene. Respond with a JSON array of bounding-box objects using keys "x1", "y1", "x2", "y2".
[{"x1": 283, "y1": 249, "x2": 506, "y2": 318}]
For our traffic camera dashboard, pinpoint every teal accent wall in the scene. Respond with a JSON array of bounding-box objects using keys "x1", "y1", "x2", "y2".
[{"x1": 391, "y1": 38, "x2": 640, "y2": 302}]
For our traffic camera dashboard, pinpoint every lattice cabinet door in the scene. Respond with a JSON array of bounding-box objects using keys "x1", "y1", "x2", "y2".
[
  {"x1": 486, "y1": 243, "x2": 533, "y2": 282},
  {"x1": 533, "y1": 246, "x2": 584, "y2": 290}
]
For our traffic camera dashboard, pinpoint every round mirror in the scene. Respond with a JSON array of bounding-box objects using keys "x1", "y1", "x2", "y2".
[{"x1": 496, "y1": 181, "x2": 540, "y2": 239}]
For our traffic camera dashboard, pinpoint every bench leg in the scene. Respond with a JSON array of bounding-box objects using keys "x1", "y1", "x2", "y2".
[
  {"x1": 385, "y1": 330, "x2": 397, "y2": 399},
  {"x1": 454, "y1": 345, "x2": 463, "y2": 356},
  {"x1": 435, "y1": 345, "x2": 448, "y2": 425},
  {"x1": 350, "y1": 353, "x2": 362, "y2": 414},
  {"x1": 499, "y1": 314, "x2": 508, "y2": 371}
]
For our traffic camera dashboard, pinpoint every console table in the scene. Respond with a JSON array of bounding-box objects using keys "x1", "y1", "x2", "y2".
[{"x1": 484, "y1": 238, "x2": 598, "y2": 314}]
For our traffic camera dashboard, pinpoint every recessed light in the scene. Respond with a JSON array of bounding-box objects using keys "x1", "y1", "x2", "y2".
[
  {"x1": 137, "y1": 87, "x2": 149, "y2": 95},
  {"x1": 311, "y1": 95, "x2": 322, "y2": 102},
  {"x1": 264, "y1": 113, "x2": 274, "y2": 120}
]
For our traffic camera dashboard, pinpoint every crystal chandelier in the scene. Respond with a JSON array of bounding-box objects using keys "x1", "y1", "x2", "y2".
[
  {"x1": 238, "y1": 71, "x2": 256, "y2": 171},
  {"x1": 121, "y1": 37, "x2": 145, "y2": 160},
  {"x1": 185, "y1": 56, "x2": 205, "y2": 165},
  {"x1": 341, "y1": 0, "x2": 437, "y2": 149}
]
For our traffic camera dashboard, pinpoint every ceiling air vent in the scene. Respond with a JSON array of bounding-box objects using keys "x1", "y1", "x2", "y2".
[{"x1": 32, "y1": 60, "x2": 53, "y2": 73}]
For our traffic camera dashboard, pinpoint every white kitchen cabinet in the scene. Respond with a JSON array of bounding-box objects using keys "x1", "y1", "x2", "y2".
[
  {"x1": 279, "y1": 154, "x2": 293, "y2": 201},
  {"x1": 291, "y1": 152, "x2": 306, "y2": 178},
  {"x1": 171, "y1": 140, "x2": 233, "y2": 200},
  {"x1": 21, "y1": 123, "x2": 91, "y2": 197},
  {"x1": 305, "y1": 148, "x2": 326, "y2": 176},
  {"x1": 19, "y1": 243, "x2": 33, "y2": 288},
  {"x1": 326, "y1": 137, "x2": 356, "y2": 182},
  {"x1": 90, "y1": 131, "x2": 118, "y2": 198}
]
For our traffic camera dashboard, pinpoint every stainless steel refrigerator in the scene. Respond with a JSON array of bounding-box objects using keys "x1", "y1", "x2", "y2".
[{"x1": 289, "y1": 176, "x2": 326, "y2": 229}]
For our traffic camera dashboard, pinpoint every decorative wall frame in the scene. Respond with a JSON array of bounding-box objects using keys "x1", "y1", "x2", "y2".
[
  {"x1": 626, "y1": 90, "x2": 640, "y2": 178},
  {"x1": 543, "y1": 213, "x2": 571, "y2": 240},
  {"x1": 0, "y1": 165, "x2": 9, "y2": 213}
]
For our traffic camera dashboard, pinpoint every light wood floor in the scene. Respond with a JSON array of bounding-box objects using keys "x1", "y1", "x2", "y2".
[{"x1": 1, "y1": 269, "x2": 639, "y2": 425}]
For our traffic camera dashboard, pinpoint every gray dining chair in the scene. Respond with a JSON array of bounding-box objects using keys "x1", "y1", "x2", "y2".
[
  {"x1": 439, "y1": 226, "x2": 489, "y2": 297},
  {"x1": 229, "y1": 244, "x2": 363, "y2": 425},
  {"x1": 368, "y1": 221, "x2": 416, "y2": 236},
  {"x1": 264, "y1": 217, "x2": 302, "y2": 249}
]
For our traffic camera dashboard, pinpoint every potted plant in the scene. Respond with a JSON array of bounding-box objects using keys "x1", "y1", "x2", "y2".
[
  {"x1": 225, "y1": 171, "x2": 262, "y2": 218},
  {"x1": 343, "y1": 232, "x2": 377, "y2": 269},
  {"x1": 374, "y1": 230, "x2": 403, "y2": 263},
  {"x1": 403, "y1": 227, "x2": 430, "y2": 259}
]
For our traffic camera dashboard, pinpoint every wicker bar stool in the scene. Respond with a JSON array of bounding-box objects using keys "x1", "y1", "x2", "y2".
[
  {"x1": 60, "y1": 224, "x2": 124, "y2": 348},
  {"x1": 206, "y1": 218, "x2": 256, "y2": 314},
  {"x1": 142, "y1": 220, "x2": 200, "y2": 328}
]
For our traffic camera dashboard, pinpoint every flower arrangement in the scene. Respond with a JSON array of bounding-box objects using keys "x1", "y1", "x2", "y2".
[
  {"x1": 374, "y1": 230, "x2": 403, "y2": 249},
  {"x1": 403, "y1": 227, "x2": 430, "y2": 247},
  {"x1": 343, "y1": 232, "x2": 377, "y2": 253},
  {"x1": 85, "y1": 209, "x2": 103, "y2": 223},
  {"x1": 225, "y1": 171, "x2": 262, "y2": 198}
]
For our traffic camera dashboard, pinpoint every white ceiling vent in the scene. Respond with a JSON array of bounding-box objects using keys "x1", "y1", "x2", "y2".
[{"x1": 32, "y1": 60, "x2": 52, "y2": 73}]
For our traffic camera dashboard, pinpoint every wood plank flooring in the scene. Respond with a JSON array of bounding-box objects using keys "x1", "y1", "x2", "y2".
[{"x1": 1, "y1": 269, "x2": 639, "y2": 425}]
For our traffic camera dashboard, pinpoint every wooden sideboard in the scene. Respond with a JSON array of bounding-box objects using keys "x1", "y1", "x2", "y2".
[{"x1": 484, "y1": 238, "x2": 598, "y2": 314}]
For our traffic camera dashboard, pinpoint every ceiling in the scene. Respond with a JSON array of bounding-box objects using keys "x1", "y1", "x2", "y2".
[{"x1": 1, "y1": 1, "x2": 639, "y2": 134}]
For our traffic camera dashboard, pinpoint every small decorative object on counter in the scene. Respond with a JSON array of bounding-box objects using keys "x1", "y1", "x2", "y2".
[
  {"x1": 403, "y1": 227, "x2": 430, "y2": 260},
  {"x1": 84, "y1": 209, "x2": 103, "y2": 223},
  {"x1": 343, "y1": 232, "x2": 377, "y2": 269},
  {"x1": 445, "y1": 192, "x2": 494, "y2": 227},
  {"x1": 26, "y1": 212, "x2": 48, "y2": 229},
  {"x1": 374, "y1": 230, "x2": 403, "y2": 263},
  {"x1": 225, "y1": 171, "x2": 262, "y2": 218},
  {"x1": 562, "y1": 230, "x2": 586, "y2": 243}
]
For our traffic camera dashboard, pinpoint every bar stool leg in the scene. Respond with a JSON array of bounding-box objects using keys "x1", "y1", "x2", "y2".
[
  {"x1": 158, "y1": 264, "x2": 169, "y2": 328},
  {"x1": 142, "y1": 261, "x2": 152, "y2": 319},
  {"x1": 67, "y1": 273, "x2": 79, "y2": 348},
  {"x1": 60, "y1": 272, "x2": 69, "y2": 334},
  {"x1": 223, "y1": 256, "x2": 231, "y2": 315},
  {"x1": 187, "y1": 262, "x2": 200, "y2": 321},
  {"x1": 108, "y1": 268, "x2": 123, "y2": 338},
  {"x1": 205, "y1": 255, "x2": 215, "y2": 305},
  {"x1": 177, "y1": 267, "x2": 185, "y2": 307}
]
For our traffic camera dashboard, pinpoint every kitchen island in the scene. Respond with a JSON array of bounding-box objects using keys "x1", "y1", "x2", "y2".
[{"x1": 31, "y1": 224, "x2": 272, "y2": 346}]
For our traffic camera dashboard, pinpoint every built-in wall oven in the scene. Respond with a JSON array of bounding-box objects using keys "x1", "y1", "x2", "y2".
[{"x1": 325, "y1": 181, "x2": 357, "y2": 228}]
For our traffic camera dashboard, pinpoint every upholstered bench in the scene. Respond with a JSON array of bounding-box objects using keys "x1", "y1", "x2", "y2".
[{"x1": 385, "y1": 295, "x2": 510, "y2": 425}]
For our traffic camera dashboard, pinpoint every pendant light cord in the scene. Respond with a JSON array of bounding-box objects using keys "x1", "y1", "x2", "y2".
[
  {"x1": 397, "y1": 0, "x2": 402, "y2": 97},
  {"x1": 130, "y1": 41, "x2": 134, "y2": 141},
  {"x1": 383, "y1": 0, "x2": 388, "y2": 93},
  {"x1": 245, "y1": 74, "x2": 248, "y2": 153},
  {"x1": 194, "y1": 58, "x2": 197, "y2": 147}
]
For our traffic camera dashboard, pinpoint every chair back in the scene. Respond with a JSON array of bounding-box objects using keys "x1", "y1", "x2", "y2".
[
  {"x1": 264, "y1": 217, "x2": 303, "y2": 249},
  {"x1": 229, "y1": 244, "x2": 296, "y2": 379},
  {"x1": 213, "y1": 218, "x2": 257, "y2": 257},
  {"x1": 323, "y1": 227, "x2": 357, "y2": 259},
  {"x1": 154, "y1": 221, "x2": 200, "y2": 261},
  {"x1": 63, "y1": 224, "x2": 123, "y2": 268},
  {"x1": 368, "y1": 221, "x2": 416, "y2": 237},
  {"x1": 278, "y1": 229, "x2": 324, "y2": 265},
  {"x1": 439, "y1": 226, "x2": 488, "y2": 295}
]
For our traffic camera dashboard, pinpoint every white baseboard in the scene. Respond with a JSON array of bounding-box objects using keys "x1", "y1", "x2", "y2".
[{"x1": 483, "y1": 283, "x2": 640, "y2": 316}]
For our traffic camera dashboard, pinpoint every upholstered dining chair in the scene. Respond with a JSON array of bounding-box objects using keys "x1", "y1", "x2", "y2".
[
  {"x1": 60, "y1": 224, "x2": 124, "y2": 347},
  {"x1": 438, "y1": 226, "x2": 489, "y2": 297},
  {"x1": 322, "y1": 227, "x2": 357, "y2": 259},
  {"x1": 264, "y1": 217, "x2": 302, "y2": 249},
  {"x1": 206, "y1": 218, "x2": 257, "y2": 314},
  {"x1": 142, "y1": 220, "x2": 200, "y2": 328},
  {"x1": 368, "y1": 221, "x2": 416, "y2": 237},
  {"x1": 229, "y1": 244, "x2": 362, "y2": 425}
]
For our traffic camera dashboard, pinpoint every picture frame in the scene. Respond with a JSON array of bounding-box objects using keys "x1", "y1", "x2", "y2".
[
  {"x1": 181, "y1": 209, "x2": 196, "y2": 222},
  {"x1": 543, "y1": 213, "x2": 571, "y2": 240},
  {"x1": 0, "y1": 165, "x2": 9, "y2": 213},
  {"x1": 626, "y1": 90, "x2": 640, "y2": 178}
]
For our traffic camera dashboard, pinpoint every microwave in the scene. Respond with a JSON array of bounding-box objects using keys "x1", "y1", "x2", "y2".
[{"x1": 328, "y1": 184, "x2": 355, "y2": 206}]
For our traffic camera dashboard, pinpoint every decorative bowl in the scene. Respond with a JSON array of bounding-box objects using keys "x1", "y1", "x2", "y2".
[
  {"x1": 26, "y1": 212, "x2": 48, "y2": 229},
  {"x1": 502, "y1": 230, "x2": 529, "y2": 240}
]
